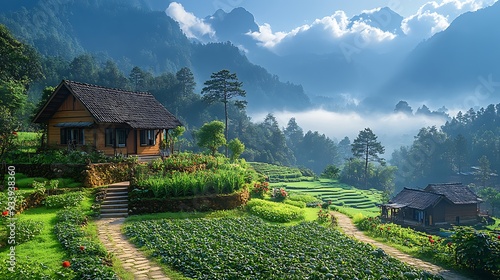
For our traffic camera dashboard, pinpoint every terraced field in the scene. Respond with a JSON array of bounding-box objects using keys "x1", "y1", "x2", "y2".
[
  {"x1": 248, "y1": 162, "x2": 314, "y2": 183},
  {"x1": 279, "y1": 180, "x2": 383, "y2": 217}
]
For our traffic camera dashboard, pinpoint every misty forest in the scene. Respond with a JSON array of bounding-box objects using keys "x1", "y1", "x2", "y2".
[{"x1": 1, "y1": 0, "x2": 499, "y2": 279}]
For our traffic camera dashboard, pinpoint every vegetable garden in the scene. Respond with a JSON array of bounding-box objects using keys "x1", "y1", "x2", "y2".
[{"x1": 125, "y1": 216, "x2": 442, "y2": 280}]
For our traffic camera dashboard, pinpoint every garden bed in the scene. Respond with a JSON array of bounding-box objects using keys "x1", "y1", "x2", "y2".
[{"x1": 129, "y1": 189, "x2": 250, "y2": 214}]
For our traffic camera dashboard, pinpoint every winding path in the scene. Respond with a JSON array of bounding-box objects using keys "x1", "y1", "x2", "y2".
[
  {"x1": 334, "y1": 212, "x2": 472, "y2": 280},
  {"x1": 96, "y1": 218, "x2": 171, "y2": 280}
]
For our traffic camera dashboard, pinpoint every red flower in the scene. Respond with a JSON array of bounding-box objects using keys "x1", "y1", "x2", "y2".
[
  {"x1": 12, "y1": 131, "x2": 17, "y2": 136},
  {"x1": 14, "y1": 187, "x2": 18, "y2": 190},
  {"x1": 387, "y1": 227, "x2": 391, "y2": 231},
  {"x1": 498, "y1": 235, "x2": 500, "y2": 240},
  {"x1": 79, "y1": 245, "x2": 85, "y2": 251},
  {"x1": 429, "y1": 239, "x2": 435, "y2": 244},
  {"x1": 428, "y1": 235, "x2": 432, "y2": 239},
  {"x1": 2, "y1": 210, "x2": 8, "y2": 216},
  {"x1": 62, "y1": 261, "x2": 70, "y2": 268}
]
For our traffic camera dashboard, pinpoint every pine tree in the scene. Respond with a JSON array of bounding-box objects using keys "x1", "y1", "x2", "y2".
[
  {"x1": 201, "y1": 69, "x2": 246, "y2": 156},
  {"x1": 351, "y1": 128, "x2": 385, "y2": 188}
]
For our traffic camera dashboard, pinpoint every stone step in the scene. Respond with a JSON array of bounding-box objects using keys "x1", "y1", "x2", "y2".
[
  {"x1": 105, "y1": 195, "x2": 129, "y2": 201},
  {"x1": 107, "y1": 185, "x2": 129, "y2": 190},
  {"x1": 106, "y1": 191, "x2": 128, "y2": 196},
  {"x1": 101, "y1": 207, "x2": 128, "y2": 213},
  {"x1": 102, "y1": 199, "x2": 128, "y2": 205},
  {"x1": 100, "y1": 212, "x2": 128, "y2": 218},
  {"x1": 101, "y1": 203, "x2": 129, "y2": 209}
]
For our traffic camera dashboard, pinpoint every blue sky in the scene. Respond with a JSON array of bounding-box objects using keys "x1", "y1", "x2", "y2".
[{"x1": 149, "y1": 0, "x2": 431, "y2": 31}]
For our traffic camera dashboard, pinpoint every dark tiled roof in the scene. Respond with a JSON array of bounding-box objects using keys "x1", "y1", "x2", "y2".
[
  {"x1": 425, "y1": 183, "x2": 481, "y2": 204},
  {"x1": 387, "y1": 188, "x2": 443, "y2": 210},
  {"x1": 34, "y1": 80, "x2": 182, "y2": 129}
]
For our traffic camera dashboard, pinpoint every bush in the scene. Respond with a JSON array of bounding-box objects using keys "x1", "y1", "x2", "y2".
[
  {"x1": 15, "y1": 219, "x2": 44, "y2": 244},
  {"x1": 283, "y1": 199, "x2": 306, "y2": 208},
  {"x1": 288, "y1": 192, "x2": 318, "y2": 203},
  {"x1": 45, "y1": 192, "x2": 84, "y2": 208},
  {"x1": 452, "y1": 226, "x2": 500, "y2": 278},
  {"x1": 247, "y1": 199, "x2": 303, "y2": 222},
  {"x1": 54, "y1": 207, "x2": 116, "y2": 279}
]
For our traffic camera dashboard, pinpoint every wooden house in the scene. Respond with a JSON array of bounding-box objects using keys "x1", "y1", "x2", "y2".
[
  {"x1": 381, "y1": 183, "x2": 482, "y2": 226},
  {"x1": 33, "y1": 80, "x2": 182, "y2": 156}
]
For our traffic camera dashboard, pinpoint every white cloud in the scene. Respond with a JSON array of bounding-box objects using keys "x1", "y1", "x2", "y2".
[
  {"x1": 247, "y1": 0, "x2": 496, "y2": 55},
  {"x1": 166, "y1": 2, "x2": 215, "y2": 41},
  {"x1": 402, "y1": 0, "x2": 497, "y2": 39},
  {"x1": 248, "y1": 11, "x2": 396, "y2": 55}
]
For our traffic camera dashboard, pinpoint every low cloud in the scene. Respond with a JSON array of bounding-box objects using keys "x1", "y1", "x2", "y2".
[
  {"x1": 166, "y1": 2, "x2": 215, "y2": 42},
  {"x1": 251, "y1": 109, "x2": 448, "y2": 155}
]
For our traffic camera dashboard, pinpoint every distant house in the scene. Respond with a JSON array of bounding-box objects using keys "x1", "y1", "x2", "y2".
[
  {"x1": 381, "y1": 183, "x2": 482, "y2": 226},
  {"x1": 33, "y1": 80, "x2": 182, "y2": 156}
]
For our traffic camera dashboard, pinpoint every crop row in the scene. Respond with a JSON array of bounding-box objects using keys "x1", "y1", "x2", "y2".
[{"x1": 125, "y1": 217, "x2": 441, "y2": 279}]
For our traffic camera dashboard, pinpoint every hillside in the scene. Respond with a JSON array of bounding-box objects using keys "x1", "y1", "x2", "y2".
[
  {"x1": 375, "y1": 1, "x2": 500, "y2": 107},
  {"x1": 0, "y1": 0, "x2": 310, "y2": 112}
]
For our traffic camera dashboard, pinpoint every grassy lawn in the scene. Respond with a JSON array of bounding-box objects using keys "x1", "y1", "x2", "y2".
[{"x1": 0, "y1": 206, "x2": 68, "y2": 276}]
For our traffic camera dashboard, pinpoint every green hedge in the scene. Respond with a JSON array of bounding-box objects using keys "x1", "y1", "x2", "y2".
[{"x1": 246, "y1": 199, "x2": 304, "y2": 222}]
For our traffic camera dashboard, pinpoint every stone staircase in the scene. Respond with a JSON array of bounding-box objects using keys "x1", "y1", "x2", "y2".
[{"x1": 100, "y1": 182, "x2": 129, "y2": 218}]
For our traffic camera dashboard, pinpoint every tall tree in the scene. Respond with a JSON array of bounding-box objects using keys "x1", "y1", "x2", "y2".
[
  {"x1": 351, "y1": 128, "x2": 385, "y2": 188},
  {"x1": 453, "y1": 134, "x2": 468, "y2": 174},
  {"x1": 476, "y1": 155, "x2": 492, "y2": 189},
  {"x1": 201, "y1": 69, "x2": 246, "y2": 156}
]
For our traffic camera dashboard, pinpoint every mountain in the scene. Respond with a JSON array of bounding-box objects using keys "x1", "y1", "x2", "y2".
[
  {"x1": 241, "y1": 7, "x2": 408, "y2": 107},
  {"x1": 375, "y1": 1, "x2": 500, "y2": 108},
  {"x1": 347, "y1": 7, "x2": 404, "y2": 36},
  {"x1": 205, "y1": 7, "x2": 259, "y2": 48},
  {"x1": 0, "y1": 0, "x2": 311, "y2": 112}
]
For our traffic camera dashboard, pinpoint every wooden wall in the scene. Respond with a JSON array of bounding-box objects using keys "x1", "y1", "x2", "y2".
[
  {"x1": 46, "y1": 93, "x2": 162, "y2": 156},
  {"x1": 47, "y1": 95, "x2": 94, "y2": 145},
  {"x1": 444, "y1": 203, "x2": 478, "y2": 224}
]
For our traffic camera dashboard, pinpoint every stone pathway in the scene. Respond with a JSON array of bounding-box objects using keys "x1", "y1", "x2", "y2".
[
  {"x1": 334, "y1": 212, "x2": 473, "y2": 280},
  {"x1": 96, "y1": 218, "x2": 171, "y2": 280}
]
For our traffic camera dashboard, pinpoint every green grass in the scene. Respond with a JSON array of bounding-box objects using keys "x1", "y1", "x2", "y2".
[
  {"x1": 0, "y1": 207, "x2": 68, "y2": 275},
  {"x1": 15, "y1": 132, "x2": 41, "y2": 153},
  {"x1": 248, "y1": 162, "x2": 314, "y2": 182},
  {"x1": 275, "y1": 179, "x2": 382, "y2": 218}
]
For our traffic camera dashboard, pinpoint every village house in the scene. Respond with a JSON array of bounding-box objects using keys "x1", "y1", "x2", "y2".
[
  {"x1": 33, "y1": 80, "x2": 182, "y2": 157},
  {"x1": 381, "y1": 183, "x2": 482, "y2": 226}
]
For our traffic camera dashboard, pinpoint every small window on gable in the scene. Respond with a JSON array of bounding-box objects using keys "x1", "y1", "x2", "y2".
[{"x1": 140, "y1": 130, "x2": 156, "y2": 146}]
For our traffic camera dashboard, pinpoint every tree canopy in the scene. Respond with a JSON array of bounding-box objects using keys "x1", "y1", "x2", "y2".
[{"x1": 351, "y1": 128, "x2": 385, "y2": 188}]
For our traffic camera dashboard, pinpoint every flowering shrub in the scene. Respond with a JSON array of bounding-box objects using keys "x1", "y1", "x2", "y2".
[
  {"x1": 272, "y1": 187, "x2": 288, "y2": 201},
  {"x1": 252, "y1": 182, "x2": 269, "y2": 198}
]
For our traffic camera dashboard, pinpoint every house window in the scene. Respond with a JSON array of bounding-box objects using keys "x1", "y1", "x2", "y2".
[
  {"x1": 105, "y1": 129, "x2": 114, "y2": 147},
  {"x1": 140, "y1": 130, "x2": 156, "y2": 146},
  {"x1": 105, "y1": 128, "x2": 127, "y2": 147},
  {"x1": 60, "y1": 128, "x2": 84, "y2": 145}
]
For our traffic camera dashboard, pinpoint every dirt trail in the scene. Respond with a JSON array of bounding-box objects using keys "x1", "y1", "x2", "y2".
[{"x1": 334, "y1": 212, "x2": 473, "y2": 280}]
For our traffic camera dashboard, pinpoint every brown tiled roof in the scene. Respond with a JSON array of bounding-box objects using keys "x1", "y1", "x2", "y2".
[
  {"x1": 387, "y1": 188, "x2": 443, "y2": 210},
  {"x1": 34, "y1": 80, "x2": 182, "y2": 129},
  {"x1": 424, "y1": 183, "x2": 481, "y2": 204}
]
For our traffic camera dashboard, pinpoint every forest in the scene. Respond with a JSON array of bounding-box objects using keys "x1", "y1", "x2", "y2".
[{"x1": 0, "y1": 0, "x2": 499, "y2": 209}]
